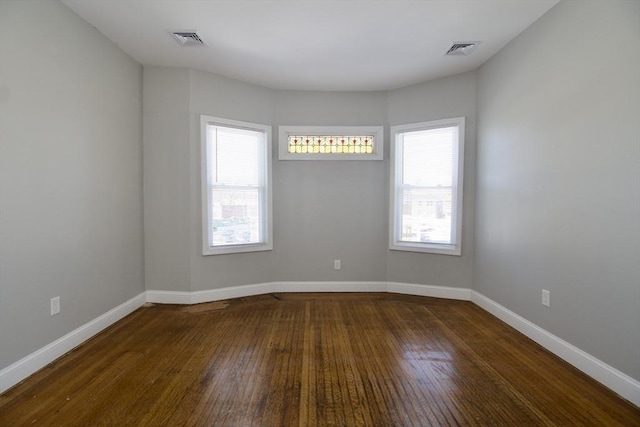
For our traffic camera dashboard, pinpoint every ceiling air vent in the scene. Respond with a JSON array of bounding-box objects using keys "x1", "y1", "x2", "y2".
[
  {"x1": 170, "y1": 31, "x2": 206, "y2": 47},
  {"x1": 445, "y1": 42, "x2": 480, "y2": 56}
]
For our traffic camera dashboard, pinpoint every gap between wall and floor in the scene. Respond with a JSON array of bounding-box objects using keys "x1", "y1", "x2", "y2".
[{"x1": 1, "y1": 282, "x2": 638, "y2": 407}]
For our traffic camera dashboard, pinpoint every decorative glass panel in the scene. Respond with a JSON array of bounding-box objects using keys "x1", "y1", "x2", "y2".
[
  {"x1": 279, "y1": 126, "x2": 383, "y2": 160},
  {"x1": 287, "y1": 135, "x2": 375, "y2": 154}
]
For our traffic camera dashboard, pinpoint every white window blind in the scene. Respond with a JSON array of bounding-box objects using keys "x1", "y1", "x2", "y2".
[
  {"x1": 390, "y1": 117, "x2": 465, "y2": 255},
  {"x1": 201, "y1": 116, "x2": 272, "y2": 255}
]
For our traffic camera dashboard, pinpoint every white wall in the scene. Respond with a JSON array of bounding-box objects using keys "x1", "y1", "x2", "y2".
[
  {"x1": 0, "y1": 0, "x2": 144, "y2": 369},
  {"x1": 475, "y1": 0, "x2": 640, "y2": 380}
]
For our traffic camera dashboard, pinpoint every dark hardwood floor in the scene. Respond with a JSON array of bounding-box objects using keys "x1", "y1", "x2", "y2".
[{"x1": 1, "y1": 293, "x2": 638, "y2": 426}]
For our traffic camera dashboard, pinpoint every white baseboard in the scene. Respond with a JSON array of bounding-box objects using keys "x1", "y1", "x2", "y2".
[
  {"x1": 276, "y1": 281, "x2": 387, "y2": 293},
  {"x1": 146, "y1": 282, "x2": 275, "y2": 305},
  {"x1": 0, "y1": 292, "x2": 146, "y2": 394},
  {"x1": 191, "y1": 282, "x2": 274, "y2": 304},
  {"x1": 387, "y1": 282, "x2": 472, "y2": 300},
  {"x1": 3, "y1": 284, "x2": 638, "y2": 408},
  {"x1": 471, "y1": 291, "x2": 640, "y2": 407},
  {"x1": 146, "y1": 281, "x2": 388, "y2": 304},
  {"x1": 145, "y1": 289, "x2": 192, "y2": 304}
]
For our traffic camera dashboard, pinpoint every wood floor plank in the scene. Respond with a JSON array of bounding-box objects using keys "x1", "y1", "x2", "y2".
[{"x1": 1, "y1": 293, "x2": 638, "y2": 426}]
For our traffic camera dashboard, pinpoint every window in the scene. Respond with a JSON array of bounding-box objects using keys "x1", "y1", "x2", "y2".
[
  {"x1": 279, "y1": 126, "x2": 383, "y2": 160},
  {"x1": 201, "y1": 116, "x2": 272, "y2": 255},
  {"x1": 390, "y1": 117, "x2": 465, "y2": 255}
]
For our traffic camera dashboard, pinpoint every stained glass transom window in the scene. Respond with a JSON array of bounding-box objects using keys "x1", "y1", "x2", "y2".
[
  {"x1": 287, "y1": 135, "x2": 375, "y2": 154},
  {"x1": 279, "y1": 126, "x2": 384, "y2": 160}
]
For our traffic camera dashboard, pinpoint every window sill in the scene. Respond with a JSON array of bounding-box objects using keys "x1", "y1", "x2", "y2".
[
  {"x1": 203, "y1": 243, "x2": 273, "y2": 256},
  {"x1": 390, "y1": 242, "x2": 461, "y2": 256}
]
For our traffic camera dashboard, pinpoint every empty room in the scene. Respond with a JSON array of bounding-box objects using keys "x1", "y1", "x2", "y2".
[{"x1": 1, "y1": 0, "x2": 639, "y2": 425}]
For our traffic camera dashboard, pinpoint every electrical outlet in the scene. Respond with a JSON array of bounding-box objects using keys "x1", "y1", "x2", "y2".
[
  {"x1": 334, "y1": 260, "x2": 341, "y2": 270},
  {"x1": 51, "y1": 296, "x2": 61, "y2": 316},
  {"x1": 541, "y1": 289, "x2": 550, "y2": 307}
]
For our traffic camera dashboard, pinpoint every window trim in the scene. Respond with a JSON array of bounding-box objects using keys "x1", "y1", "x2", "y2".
[
  {"x1": 278, "y1": 125, "x2": 384, "y2": 160},
  {"x1": 201, "y1": 115, "x2": 273, "y2": 256},
  {"x1": 389, "y1": 117, "x2": 465, "y2": 256}
]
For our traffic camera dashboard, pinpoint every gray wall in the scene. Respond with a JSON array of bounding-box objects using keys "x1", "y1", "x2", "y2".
[
  {"x1": 475, "y1": 0, "x2": 640, "y2": 380},
  {"x1": 189, "y1": 69, "x2": 279, "y2": 290},
  {"x1": 143, "y1": 68, "x2": 191, "y2": 292},
  {"x1": 0, "y1": 0, "x2": 144, "y2": 369},
  {"x1": 387, "y1": 72, "x2": 476, "y2": 288},
  {"x1": 272, "y1": 90, "x2": 388, "y2": 284},
  {"x1": 143, "y1": 69, "x2": 473, "y2": 291}
]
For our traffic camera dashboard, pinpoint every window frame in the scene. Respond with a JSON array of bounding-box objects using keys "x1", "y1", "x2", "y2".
[
  {"x1": 278, "y1": 125, "x2": 384, "y2": 160},
  {"x1": 389, "y1": 117, "x2": 465, "y2": 256},
  {"x1": 201, "y1": 115, "x2": 273, "y2": 256}
]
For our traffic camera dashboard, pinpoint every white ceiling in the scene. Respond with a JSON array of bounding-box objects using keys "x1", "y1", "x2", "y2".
[{"x1": 62, "y1": 0, "x2": 559, "y2": 92}]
